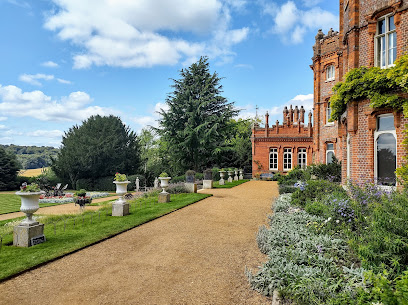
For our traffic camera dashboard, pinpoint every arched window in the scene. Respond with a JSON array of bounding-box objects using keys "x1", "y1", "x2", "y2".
[
  {"x1": 375, "y1": 115, "x2": 396, "y2": 185},
  {"x1": 298, "y1": 148, "x2": 307, "y2": 169},
  {"x1": 283, "y1": 148, "x2": 292, "y2": 171},
  {"x1": 326, "y1": 143, "x2": 335, "y2": 164},
  {"x1": 269, "y1": 148, "x2": 278, "y2": 171}
]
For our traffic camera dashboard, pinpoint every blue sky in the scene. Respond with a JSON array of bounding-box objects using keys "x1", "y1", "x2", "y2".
[{"x1": 0, "y1": 0, "x2": 338, "y2": 147}]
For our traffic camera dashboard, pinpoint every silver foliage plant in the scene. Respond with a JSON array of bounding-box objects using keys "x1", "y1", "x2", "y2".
[{"x1": 247, "y1": 193, "x2": 366, "y2": 303}]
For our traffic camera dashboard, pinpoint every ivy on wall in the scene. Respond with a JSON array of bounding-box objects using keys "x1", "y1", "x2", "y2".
[
  {"x1": 329, "y1": 55, "x2": 408, "y2": 187},
  {"x1": 330, "y1": 55, "x2": 408, "y2": 121}
]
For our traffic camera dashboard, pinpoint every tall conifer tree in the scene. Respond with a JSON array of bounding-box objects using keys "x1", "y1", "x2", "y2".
[{"x1": 156, "y1": 57, "x2": 238, "y2": 173}]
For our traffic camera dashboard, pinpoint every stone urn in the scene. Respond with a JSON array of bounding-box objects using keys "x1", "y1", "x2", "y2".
[
  {"x1": 158, "y1": 177, "x2": 171, "y2": 203},
  {"x1": 159, "y1": 177, "x2": 171, "y2": 193},
  {"x1": 239, "y1": 169, "x2": 244, "y2": 180},
  {"x1": 114, "y1": 180, "x2": 130, "y2": 196},
  {"x1": 219, "y1": 170, "x2": 226, "y2": 185},
  {"x1": 16, "y1": 191, "x2": 44, "y2": 226},
  {"x1": 112, "y1": 180, "x2": 130, "y2": 216},
  {"x1": 234, "y1": 169, "x2": 239, "y2": 181},
  {"x1": 227, "y1": 171, "x2": 233, "y2": 183}
]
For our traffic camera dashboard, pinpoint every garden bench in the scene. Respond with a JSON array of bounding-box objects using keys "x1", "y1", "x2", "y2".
[{"x1": 260, "y1": 173, "x2": 274, "y2": 180}]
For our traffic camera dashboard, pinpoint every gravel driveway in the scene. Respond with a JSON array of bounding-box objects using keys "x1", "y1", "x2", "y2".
[{"x1": 0, "y1": 181, "x2": 278, "y2": 305}]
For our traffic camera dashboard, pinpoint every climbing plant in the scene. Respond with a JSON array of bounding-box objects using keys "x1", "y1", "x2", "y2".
[
  {"x1": 329, "y1": 55, "x2": 408, "y2": 187},
  {"x1": 330, "y1": 55, "x2": 408, "y2": 121}
]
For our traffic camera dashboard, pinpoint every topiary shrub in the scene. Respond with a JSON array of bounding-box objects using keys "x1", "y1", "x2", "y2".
[{"x1": 203, "y1": 169, "x2": 213, "y2": 180}]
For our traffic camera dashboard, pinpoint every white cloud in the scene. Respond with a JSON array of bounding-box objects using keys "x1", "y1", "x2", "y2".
[
  {"x1": 19, "y1": 73, "x2": 54, "y2": 86},
  {"x1": 44, "y1": 0, "x2": 249, "y2": 69},
  {"x1": 42, "y1": 61, "x2": 59, "y2": 68},
  {"x1": 57, "y1": 78, "x2": 72, "y2": 84},
  {"x1": 27, "y1": 130, "x2": 64, "y2": 138},
  {"x1": 0, "y1": 84, "x2": 118, "y2": 122},
  {"x1": 131, "y1": 102, "x2": 170, "y2": 130},
  {"x1": 0, "y1": 125, "x2": 7, "y2": 129},
  {"x1": 265, "y1": 1, "x2": 338, "y2": 44},
  {"x1": 0, "y1": 117, "x2": 7, "y2": 121}
]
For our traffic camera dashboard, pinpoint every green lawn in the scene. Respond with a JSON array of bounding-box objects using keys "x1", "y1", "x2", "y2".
[
  {"x1": 0, "y1": 192, "x2": 211, "y2": 281},
  {"x1": 213, "y1": 179, "x2": 249, "y2": 188},
  {"x1": 0, "y1": 193, "x2": 115, "y2": 215}
]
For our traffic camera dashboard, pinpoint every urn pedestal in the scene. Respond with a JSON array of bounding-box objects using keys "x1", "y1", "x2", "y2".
[
  {"x1": 184, "y1": 182, "x2": 197, "y2": 193},
  {"x1": 13, "y1": 191, "x2": 46, "y2": 247},
  {"x1": 203, "y1": 180, "x2": 213, "y2": 189},
  {"x1": 239, "y1": 169, "x2": 244, "y2": 180},
  {"x1": 234, "y1": 170, "x2": 239, "y2": 181},
  {"x1": 112, "y1": 181, "x2": 130, "y2": 217}
]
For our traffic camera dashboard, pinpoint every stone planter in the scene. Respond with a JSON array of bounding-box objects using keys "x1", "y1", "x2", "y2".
[
  {"x1": 239, "y1": 169, "x2": 244, "y2": 180},
  {"x1": 227, "y1": 171, "x2": 233, "y2": 183},
  {"x1": 16, "y1": 191, "x2": 44, "y2": 226},
  {"x1": 14, "y1": 191, "x2": 46, "y2": 247},
  {"x1": 112, "y1": 181, "x2": 130, "y2": 216},
  {"x1": 114, "y1": 181, "x2": 130, "y2": 195},
  {"x1": 158, "y1": 177, "x2": 171, "y2": 203},
  {"x1": 219, "y1": 171, "x2": 226, "y2": 185},
  {"x1": 184, "y1": 182, "x2": 197, "y2": 193},
  {"x1": 234, "y1": 169, "x2": 239, "y2": 181}
]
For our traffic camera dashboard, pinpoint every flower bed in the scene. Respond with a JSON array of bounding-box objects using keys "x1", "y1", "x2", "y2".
[
  {"x1": 249, "y1": 180, "x2": 408, "y2": 304},
  {"x1": 39, "y1": 192, "x2": 110, "y2": 204}
]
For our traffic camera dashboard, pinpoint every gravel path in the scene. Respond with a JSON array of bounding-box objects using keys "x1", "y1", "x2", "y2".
[{"x1": 0, "y1": 181, "x2": 277, "y2": 305}]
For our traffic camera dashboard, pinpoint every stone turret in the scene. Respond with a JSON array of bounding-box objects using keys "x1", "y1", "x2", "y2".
[
  {"x1": 283, "y1": 106, "x2": 288, "y2": 124},
  {"x1": 294, "y1": 106, "x2": 299, "y2": 124}
]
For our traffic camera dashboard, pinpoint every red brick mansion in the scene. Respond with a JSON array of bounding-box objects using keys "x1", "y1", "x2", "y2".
[{"x1": 252, "y1": 0, "x2": 408, "y2": 185}]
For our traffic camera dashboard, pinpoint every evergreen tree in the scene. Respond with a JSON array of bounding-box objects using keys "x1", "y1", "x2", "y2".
[
  {"x1": 52, "y1": 115, "x2": 141, "y2": 188},
  {"x1": 0, "y1": 147, "x2": 19, "y2": 190},
  {"x1": 156, "y1": 57, "x2": 238, "y2": 173}
]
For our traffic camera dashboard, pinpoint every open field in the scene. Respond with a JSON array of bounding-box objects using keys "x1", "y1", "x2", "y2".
[{"x1": 18, "y1": 167, "x2": 49, "y2": 177}]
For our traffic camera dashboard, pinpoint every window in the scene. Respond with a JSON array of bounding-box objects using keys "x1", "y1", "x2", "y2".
[
  {"x1": 375, "y1": 14, "x2": 397, "y2": 68},
  {"x1": 326, "y1": 143, "x2": 335, "y2": 164},
  {"x1": 375, "y1": 115, "x2": 396, "y2": 185},
  {"x1": 283, "y1": 148, "x2": 292, "y2": 171},
  {"x1": 326, "y1": 65, "x2": 335, "y2": 81},
  {"x1": 298, "y1": 148, "x2": 307, "y2": 169},
  {"x1": 269, "y1": 148, "x2": 278, "y2": 171},
  {"x1": 326, "y1": 102, "x2": 333, "y2": 124}
]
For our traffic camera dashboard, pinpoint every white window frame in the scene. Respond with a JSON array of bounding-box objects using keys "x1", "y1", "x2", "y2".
[
  {"x1": 297, "y1": 148, "x2": 307, "y2": 169},
  {"x1": 326, "y1": 65, "x2": 335, "y2": 81},
  {"x1": 269, "y1": 148, "x2": 278, "y2": 171},
  {"x1": 346, "y1": 133, "x2": 351, "y2": 179},
  {"x1": 283, "y1": 148, "x2": 292, "y2": 172},
  {"x1": 374, "y1": 114, "x2": 397, "y2": 187},
  {"x1": 326, "y1": 143, "x2": 335, "y2": 164},
  {"x1": 375, "y1": 14, "x2": 397, "y2": 69},
  {"x1": 326, "y1": 102, "x2": 334, "y2": 125}
]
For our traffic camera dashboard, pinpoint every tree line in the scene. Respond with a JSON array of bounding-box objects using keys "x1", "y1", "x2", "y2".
[{"x1": 1, "y1": 57, "x2": 254, "y2": 190}]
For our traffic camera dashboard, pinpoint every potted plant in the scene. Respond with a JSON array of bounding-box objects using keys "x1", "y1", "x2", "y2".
[
  {"x1": 15, "y1": 183, "x2": 44, "y2": 226},
  {"x1": 185, "y1": 170, "x2": 197, "y2": 193},
  {"x1": 203, "y1": 169, "x2": 213, "y2": 189},
  {"x1": 113, "y1": 172, "x2": 130, "y2": 195},
  {"x1": 219, "y1": 168, "x2": 226, "y2": 185},
  {"x1": 234, "y1": 168, "x2": 239, "y2": 181},
  {"x1": 159, "y1": 172, "x2": 171, "y2": 192},
  {"x1": 74, "y1": 189, "x2": 92, "y2": 208},
  {"x1": 239, "y1": 169, "x2": 244, "y2": 180},
  {"x1": 185, "y1": 170, "x2": 195, "y2": 183},
  {"x1": 227, "y1": 168, "x2": 234, "y2": 183}
]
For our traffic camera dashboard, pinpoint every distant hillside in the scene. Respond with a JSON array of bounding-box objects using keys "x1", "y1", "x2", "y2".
[{"x1": 0, "y1": 144, "x2": 59, "y2": 169}]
